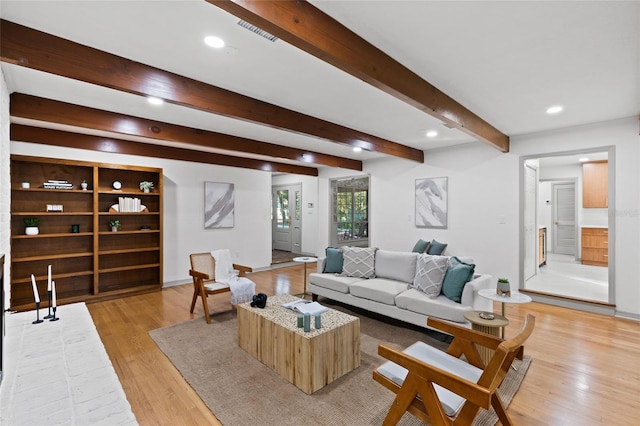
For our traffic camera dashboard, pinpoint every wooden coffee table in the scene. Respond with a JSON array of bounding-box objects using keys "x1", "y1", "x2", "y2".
[{"x1": 236, "y1": 294, "x2": 360, "y2": 394}]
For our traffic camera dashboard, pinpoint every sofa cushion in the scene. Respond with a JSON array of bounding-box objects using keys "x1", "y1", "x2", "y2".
[
  {"x1": 323, "y1": 247, "x2": 343, "y2": 273},
  {"x1": 412, "y1": 254, "x2": 449, "y2": 297},
  {"x1": 350, "y1": 278, "x2": 409, "y2": 305},
  {"x1": 309, "y1": 273, "x2": 362, "y2": 294},
  {"x1": 395, "y1": 288, "x2": 471, "y2": 323},
  {"x1": 427, "y1": 239, "x2": 448, "y2": 255},
  {"x1": 412, "y1": 239, "x2": 431, "y2": 253},
  {"x1": 341, "y1": 247, "x2": 377, "y2": 278},
  {"x1": 441, "y1": 257, "x2": 476, "y2": 303},
  {"x1": 375, "y1": 250, "x2": 417, "y2": 284}
]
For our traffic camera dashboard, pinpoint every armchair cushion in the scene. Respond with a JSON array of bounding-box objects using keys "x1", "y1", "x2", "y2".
[{"x1": 377, "y1": 341, "x2": 482, "y2": 417}]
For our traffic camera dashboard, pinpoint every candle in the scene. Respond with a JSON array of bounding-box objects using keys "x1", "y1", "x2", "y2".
[
  {"x1": 31, "y1": 274, "x2": 40, "y2": 304},
  {"x1": 51, "y1": 280, "x2": 57, "y2": 308},
  {"x1": 47, "y1": 265, "x2": 52, "y2": 291}
]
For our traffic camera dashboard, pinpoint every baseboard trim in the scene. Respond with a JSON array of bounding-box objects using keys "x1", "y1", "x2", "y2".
[{"x1": 521, "y1": 289, "x2": 616, "y2": 316}]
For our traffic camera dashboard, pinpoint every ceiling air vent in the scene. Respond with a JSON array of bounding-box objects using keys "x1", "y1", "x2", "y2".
[{"x1": 237, "y1": 19, "x2": 278, "y2": 42}]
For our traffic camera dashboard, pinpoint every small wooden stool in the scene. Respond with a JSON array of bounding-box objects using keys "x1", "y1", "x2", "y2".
[{"x1": 463, "y1": 311, "x2": 509, "y2": 365}]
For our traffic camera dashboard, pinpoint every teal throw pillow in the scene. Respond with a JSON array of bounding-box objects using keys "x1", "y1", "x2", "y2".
[
  {"x1": 427, "y1": 239, "x2": 447, "y2": 255},
  {"x1": 323, "y1": 247, "x2": 343, "y2": 273},
  {"x1": 441, "y1": 256, "x2": 475, "y2": 303},
  {"x1": 412, "y1": 239, "x2": 431, "y2": 253}
]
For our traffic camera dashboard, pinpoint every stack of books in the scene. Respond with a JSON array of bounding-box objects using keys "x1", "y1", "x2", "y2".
[
  {"x1": 43, "y1": 180, "x2": 73, "y2": 190},
  {"x1": 118, "y1": 197, "x2": 142, "y2": 212}
]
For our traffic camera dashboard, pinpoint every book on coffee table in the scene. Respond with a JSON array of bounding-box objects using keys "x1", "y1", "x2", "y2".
[{"x1": 282, "y1": 300, "x2": 328, "y2": 315}]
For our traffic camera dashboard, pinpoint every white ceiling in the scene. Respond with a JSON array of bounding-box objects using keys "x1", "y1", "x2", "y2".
[{"x1": 1, "y1": 0, "x2": 638, "y2": 169}]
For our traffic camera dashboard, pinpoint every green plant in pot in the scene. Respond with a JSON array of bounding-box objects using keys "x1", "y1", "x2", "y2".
[
  {"x1": 497, "y1": 277, "x2": 511, "y2": 296},
  {"x1": 109, "y1": 219, "x2": 121, "y2": 232},
  {"x1": 24, "y1": 217, "x2": 40, "y2": 235},
  {"x1": 139, "y1": 181, "x2": 154, "y2": 193}
]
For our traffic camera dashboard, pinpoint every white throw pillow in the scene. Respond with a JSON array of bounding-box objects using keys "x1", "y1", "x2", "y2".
[
  {"x1": 412, "y1": 254, "x2": 449, "y2": 297},
  {"x1": 341, "y1": 247, "x2": 377, "y2": 278}
]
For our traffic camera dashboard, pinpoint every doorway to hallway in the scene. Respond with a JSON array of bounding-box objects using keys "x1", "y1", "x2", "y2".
[{"x1": 272, "y1": 183, "x2": 302, "y2": 254}]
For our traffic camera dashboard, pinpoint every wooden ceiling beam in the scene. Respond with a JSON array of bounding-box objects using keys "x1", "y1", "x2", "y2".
[
  {"x1": 0, "y1": 19, "x2": 423, "y2": 163},
  {"x1": 10, "y1": 125, "x2": 319, "y2": 176},
  {"x1": 209, "y1": 0, "x2": 509, "y2": 152},
  {"x1": 10, "y1": 93, "x2": 361, "y2": 171}
]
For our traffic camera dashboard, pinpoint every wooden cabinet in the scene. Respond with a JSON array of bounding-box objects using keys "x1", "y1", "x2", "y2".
[
  {"x1": 538, "y1": 227, "x2": 547, "y2": 267},
  {"x1": 582, "y1": 161, "x2": 608, "y2": 208},
  {"x1": 10, "y1": 155, "x2": 163, "y2": 311},
  {"x1": 581, "y1": 227, "x2": 608, "y2": 267}
]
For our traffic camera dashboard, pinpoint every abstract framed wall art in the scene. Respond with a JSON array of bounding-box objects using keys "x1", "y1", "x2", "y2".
[
  {"x1": 415, "y1": 177, "x2": 448, "y2": 228},
  {"x1": 204, "y1": 182, "x2": 234, "y2": 229}
]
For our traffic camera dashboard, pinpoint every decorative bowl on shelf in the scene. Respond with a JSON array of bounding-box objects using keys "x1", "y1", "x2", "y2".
[{"x1": 109, "y1": 204, "x2": 148, "y2": 213}]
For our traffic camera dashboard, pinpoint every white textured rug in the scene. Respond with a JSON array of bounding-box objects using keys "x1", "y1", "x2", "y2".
[{"x1": 0, "y1": 303, "x2": 137, "y2": 426}]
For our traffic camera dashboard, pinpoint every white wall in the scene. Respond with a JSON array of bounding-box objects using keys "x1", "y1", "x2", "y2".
[
  {"x1": 9, "y1": 141, "x2": 276, "y2": 286},
  {"x1": 314, "y1": 117, "x2": 639, "y2": 318},
  {"x1": 271, "y1": 173, "x2": 318, "y2": 255},
  {"x1": 1, "y1": 68, "x2": 10, "y2": 309},
  {"x1": 364, "y1": 143, "x2": 517, "y2": 277}
]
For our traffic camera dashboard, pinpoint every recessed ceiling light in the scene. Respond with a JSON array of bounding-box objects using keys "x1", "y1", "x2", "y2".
[
  {"x1": 147, "y1": 97, "x2": 164, "y2": 106},
  {"x1": 204, "y1": 36, "x2": 225, "y2": 49},
  {"x1": 546, "y1": 105, "x2": 564, "y2": 114},
  {"x1": 579, "y1": 157, "x2": 590, "y2": 162},
  {"x1": 353, "y1": 147, "x2": 362, "y2": 153},
  {"x1": 426, "y1": 130, "x2": 438, "y2": 138}
]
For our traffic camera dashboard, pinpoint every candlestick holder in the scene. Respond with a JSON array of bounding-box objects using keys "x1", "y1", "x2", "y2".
[
  {"x1": 44, "y1": 290, "x2": 53, "y2": 319},
  {"x1": 32, "y1": 301, "x2": 43, "y2": 324},
  {"x1": 49, "y1": 306, "x2": 59, "y2": 322}
]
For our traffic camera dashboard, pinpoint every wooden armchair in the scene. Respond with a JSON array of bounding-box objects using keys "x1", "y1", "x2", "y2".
[
  {"x1": 373, "y1": 314, "x2": 535, "y2": 426},
  {"x1": 189, "y1": 252, "x2": 252, "y2": 324}
]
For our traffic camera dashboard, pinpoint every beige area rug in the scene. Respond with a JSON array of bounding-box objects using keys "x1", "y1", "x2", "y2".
[{"x1": 149, "y1": 302, "x2": 531, "y2": 426}]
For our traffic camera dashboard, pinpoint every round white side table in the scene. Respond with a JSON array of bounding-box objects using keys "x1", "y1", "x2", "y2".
[
  {"x1": 293, "y1": 256, "x2": 317, "y2": 298},
  {"x1": 478, "y1": 288, "x2": 532, "y2": 338}
]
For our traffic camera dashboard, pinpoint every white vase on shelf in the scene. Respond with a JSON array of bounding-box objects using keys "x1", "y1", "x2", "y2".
[{"x1": 25, "y1": 226, "x2": 39, "y2": 235}]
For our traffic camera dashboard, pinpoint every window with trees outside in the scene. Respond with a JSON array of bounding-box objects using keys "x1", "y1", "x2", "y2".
[{"x1": 331, "y1": 176, "x2": 369, "y2": 246}]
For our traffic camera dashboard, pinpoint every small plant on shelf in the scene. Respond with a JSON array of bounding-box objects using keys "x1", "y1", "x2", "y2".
[
  {"x1": 109, "y1": 219, "x2": 121, "y2": 232},
  {"x1": 81, "y1": 180, "x2": 88, "y2": 190},
  {"x1": 139, "y1": 181, "x2": 154, "y2": 192},
  {"x1": 24, "y1": 217, "x2": 40, "y2": 227},
  {"x1": 24, "y1": 217, "x2": 40, "y2": 235}
]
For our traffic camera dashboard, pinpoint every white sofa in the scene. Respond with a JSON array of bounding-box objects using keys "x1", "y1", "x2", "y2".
[{"x1": 309, "y1": 249, "x2": 493, "y2": 330}]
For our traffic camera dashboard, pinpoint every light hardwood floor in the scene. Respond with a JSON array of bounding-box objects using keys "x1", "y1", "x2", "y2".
[{"x1": 86, "y1": 264, "x2": 640, "y2": 425}]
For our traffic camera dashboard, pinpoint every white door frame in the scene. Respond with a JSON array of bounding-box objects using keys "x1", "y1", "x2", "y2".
[
  {"x1": 519, "y1": 147, "x2": 616, "y2": 305},
  {"x1": 272, "y1": 184, "x2": 302, "y2": 252}
]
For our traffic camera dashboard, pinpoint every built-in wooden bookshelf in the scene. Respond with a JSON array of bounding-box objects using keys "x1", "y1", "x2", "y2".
[{"x1": 10, "y1": 155, "x2": 163, "y2": 311}]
